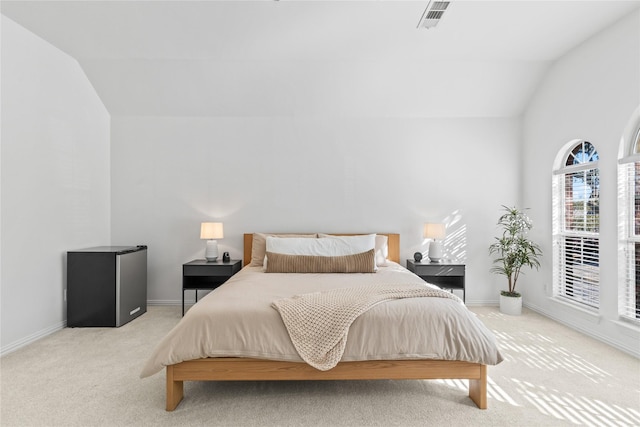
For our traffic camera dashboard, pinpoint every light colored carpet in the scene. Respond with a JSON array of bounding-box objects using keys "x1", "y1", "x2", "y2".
[{"x1": 1, "y1": 305, "x2": 638, "y2": 427}]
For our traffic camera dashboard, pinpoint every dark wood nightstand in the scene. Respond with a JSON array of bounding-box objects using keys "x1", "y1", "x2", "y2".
[
  {"x1": 182, "y1": 259, "x2": 241, "y2": 315},
  {"x1": 407, "y1": 260, "x2": 466, "y2": 303}
]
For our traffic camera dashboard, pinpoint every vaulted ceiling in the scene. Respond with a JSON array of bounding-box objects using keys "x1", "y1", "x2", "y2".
[{"x1": 3, "y1": 0, "x2": 639, "y2": 117}]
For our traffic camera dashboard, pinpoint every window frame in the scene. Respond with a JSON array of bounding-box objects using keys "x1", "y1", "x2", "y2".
[{"x1": 552, "y1": 140, "x2": 601, "y2": 309}]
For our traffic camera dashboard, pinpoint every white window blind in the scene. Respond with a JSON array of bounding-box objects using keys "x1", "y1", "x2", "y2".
[
  {"x1": 553, "y1": 141, "x2": 600, "y2": 309},
  {"x1": 618, "y1": 158, "x2": 640, "y2": 322},
  {"x1": 556, "y1": 235, "x2": 599, "y2": 308}
]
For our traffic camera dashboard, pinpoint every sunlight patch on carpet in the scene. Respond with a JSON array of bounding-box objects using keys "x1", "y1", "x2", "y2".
[{"x1": 513, "y1": 379, "x2": 640, "y2": 426}]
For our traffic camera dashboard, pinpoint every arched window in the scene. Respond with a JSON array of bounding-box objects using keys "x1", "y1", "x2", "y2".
[
  {"x1": 552, "y1": 140, "x2": 600, "y2": 308},
  {"x1": 618, "y1": 107, "x2": 640, "y2": 323}
]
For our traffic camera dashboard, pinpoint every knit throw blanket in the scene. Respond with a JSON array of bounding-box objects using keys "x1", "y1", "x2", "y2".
[{"x1": 271, "y1": 283, "x2": 461, "y2": 371}]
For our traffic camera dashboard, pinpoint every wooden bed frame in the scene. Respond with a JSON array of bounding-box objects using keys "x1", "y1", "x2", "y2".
[{"x1": 165, "y1": 233, "x2": 487, "y2": 411}]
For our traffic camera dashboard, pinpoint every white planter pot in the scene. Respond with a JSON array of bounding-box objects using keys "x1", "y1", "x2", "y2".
[{"x1": 499, "y1": 294, "x2": 522, "y2": 316}]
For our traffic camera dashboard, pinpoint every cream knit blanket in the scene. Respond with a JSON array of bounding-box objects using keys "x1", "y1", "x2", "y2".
[{"x1": 271, "y1": 283, "x2": 461, "y2": 371}]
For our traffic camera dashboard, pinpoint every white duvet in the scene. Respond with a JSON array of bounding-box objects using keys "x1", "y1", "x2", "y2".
[{"x1": 140, "y1": 262, "x2": 503, "y2": 378}]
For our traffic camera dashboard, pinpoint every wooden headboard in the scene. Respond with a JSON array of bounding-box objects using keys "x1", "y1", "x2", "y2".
[{"x1": 243, "y1": 233, "x2": 400, "y2": 267}]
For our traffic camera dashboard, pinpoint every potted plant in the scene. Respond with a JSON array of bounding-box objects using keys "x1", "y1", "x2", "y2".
[{"x1": 489, "y1": 206, "x2": 542, "y2": 315}]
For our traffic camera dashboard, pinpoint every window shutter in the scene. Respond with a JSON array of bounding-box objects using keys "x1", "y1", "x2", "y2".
[
  {"x1": 559, "y1": 236, "x2": 599, "y2": 307},
  {"x1": 618, "y1": 160, "x2": 640, "y2": 322}
]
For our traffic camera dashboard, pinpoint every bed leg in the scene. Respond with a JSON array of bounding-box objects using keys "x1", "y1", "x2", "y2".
[
  {"x1": 468, "y1": 364, "x2": 487, "y2": 409},
  {"x1": 166, "y1": 365, "x2": 184, "y2": 411}
]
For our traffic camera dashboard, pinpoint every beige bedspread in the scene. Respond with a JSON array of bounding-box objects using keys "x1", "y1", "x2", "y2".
[
  {"x1": 272, "y1": 284, "x2": 461, "y2": 371},
  {"x1": 140, "y1": 262, "x2": 503, "y2": 378}
]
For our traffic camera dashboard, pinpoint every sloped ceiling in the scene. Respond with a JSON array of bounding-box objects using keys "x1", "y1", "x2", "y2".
[{"x1": 2, "y1": 0, "x2": 639, "y2": 117}]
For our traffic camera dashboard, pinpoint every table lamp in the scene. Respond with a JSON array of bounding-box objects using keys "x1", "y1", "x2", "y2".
[
  {"x1": 424, "y1": 223, "x2": 446, "y2": 263},
  {"x1": 200, "y1": 222, "x2": 224, "y2": 262}
]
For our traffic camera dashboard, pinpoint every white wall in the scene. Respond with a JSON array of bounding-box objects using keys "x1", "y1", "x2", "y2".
[
  {"x1": 3, "y1": 7, "x2": 637, "y2": 359},
  {"x1": 111, "y1": 116, "x2": 520, "y2": 305},
  {"x1": 521, "y1": 11, "x2": 640, "y2": 357},
  {"x1": 0, "y1": 16, "x2": 110, "y2": 354}
]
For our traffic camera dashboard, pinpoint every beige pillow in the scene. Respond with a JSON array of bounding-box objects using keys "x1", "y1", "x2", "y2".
[
  {"x1": 265, "y1": 249, "x2": 376, "y2": 273},
  {"x1": 250, "y1": 233, "x2": 317, "y2": 267}
]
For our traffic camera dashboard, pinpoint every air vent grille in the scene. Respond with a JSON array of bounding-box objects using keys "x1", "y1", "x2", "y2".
[
  {"x1": 417, "y1": 0, "x2": 452, "y2": 29},
  {"x1": 426, "y1": 10, "x2": 445, "y2": 20}
]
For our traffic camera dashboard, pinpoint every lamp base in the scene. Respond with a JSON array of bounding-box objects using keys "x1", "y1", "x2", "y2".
[
  {"x1": 205, "y1": 240, "x2": 219, "y2": 262},
  {"x1": 428, "y1": 240, "x2": 443, "y2": 263}
]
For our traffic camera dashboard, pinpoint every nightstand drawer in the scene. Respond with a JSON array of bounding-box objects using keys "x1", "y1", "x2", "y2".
[
  {"x1": 184, "y1": 264, "x2": 237, "y2": 276},
  {"x1": 416, "y1": 265, "x2": 465, "y2": 276}
]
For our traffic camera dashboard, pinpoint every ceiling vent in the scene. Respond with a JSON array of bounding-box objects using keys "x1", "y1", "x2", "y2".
[{"x1": 417, "y1": 1, "x2": 451, "y2": 29}]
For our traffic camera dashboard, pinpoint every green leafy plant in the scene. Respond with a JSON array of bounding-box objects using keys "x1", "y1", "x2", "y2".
[{"x1": 489, "y1": 206, "x2": 542, "y2": 297}]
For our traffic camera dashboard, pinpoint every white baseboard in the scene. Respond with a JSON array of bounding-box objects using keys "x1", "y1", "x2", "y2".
[
  {"x1": 1, "y1": 320, "x2": 66, "y2": 357},
  {"x1": 148, "y1": 294, "x2": 210, "y2": 306},
  {"x1": 147, "y1": 299, "x2": 182, "y2": 306},
  {"x1": 465, "y1": 299, "x2": 499, "y2": 306}
]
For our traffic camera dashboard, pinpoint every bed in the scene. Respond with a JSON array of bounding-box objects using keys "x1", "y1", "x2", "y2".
[{"x1": 142, "y1": 233, "x2": 503, "y2": 411}]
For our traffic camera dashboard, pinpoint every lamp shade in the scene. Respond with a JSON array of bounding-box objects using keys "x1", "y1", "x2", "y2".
[
  {"x1": 200, "y1": 222, "x2": 224, "y2": 240},
  {"x1": 423, "y1": 223, "x2": 446, "y2": 240}
]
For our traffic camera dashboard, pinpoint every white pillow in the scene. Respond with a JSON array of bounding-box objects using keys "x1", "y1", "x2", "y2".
[
  {"x1": 249, "y1": 233, "x2": 317, "y2": 267},
  {"x1": 375, "y1": 234, "x2": 389, "y2": 267},
  {"x1": 266, "y1": 234, "x2": 377, "y2": 271},
  {"x1": 318, "y1": 234, "x2": 389, "y2": 267}
]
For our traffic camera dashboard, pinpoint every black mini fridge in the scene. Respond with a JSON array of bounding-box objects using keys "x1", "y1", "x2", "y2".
[{"x1": 67, "y1": 246, "x2": 147, "y2": 327}]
